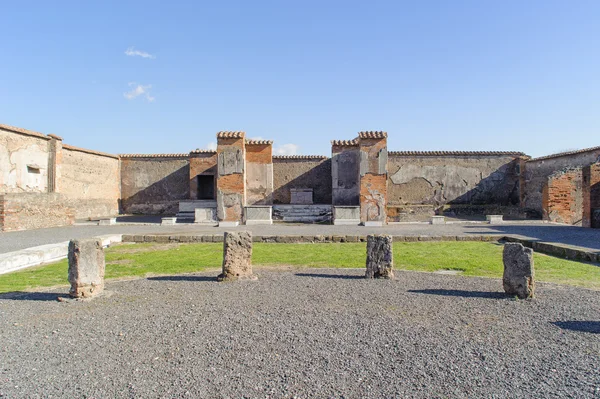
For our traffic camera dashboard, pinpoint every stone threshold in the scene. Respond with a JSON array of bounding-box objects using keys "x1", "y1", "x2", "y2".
[{"x1": 121, "y1": 233, "x2": 600, "y2": 264}]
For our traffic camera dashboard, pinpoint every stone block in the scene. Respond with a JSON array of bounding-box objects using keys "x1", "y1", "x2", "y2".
[
  {"x1": 430, "y1": 216, "x2": 445, "y2": 225},
  {"x1": 194, "y1": 208, "x2": 217, "y2": 224},
  {"x1": 333, "y1": 206, "x2": 360, "y2": 225},
  {"x1": 98, "y1": 218, "x2": 116, "y2": 226},
  {"x1": 502, "y1": 243, "x2": 535, "y2": 299},
  {"x1": 290, "y1": 188, "x2": 313, "y2": 205},
  {"x1": 365, "y1": 234, "x2": 394, "y2": 279},
  {"x1": 364, "y1": 221, "x2": 384, "y2": 227},
  {"x1": 219, "y1": 221, "x2": 239, "y2": 227},
  {"x1": 244, "y1": 206, "x2": 273, "y2": 225},
  {"x1": 486, "y1": 215, "x2": 503, "y2": 224},
  {"x1": 68, "y1": 239, "x2": 105, "y2": 298},
  {"x1": 218, "y1": 231, "x2": 255, "y2": 281},
  {"x1": 161, "y1": 217, "x2": 177, "y2": 226}
]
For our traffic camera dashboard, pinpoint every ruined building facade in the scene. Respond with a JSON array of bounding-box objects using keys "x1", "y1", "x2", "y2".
[{"x1": 1, "y1": 123, "x2": 599, "y2": 231}]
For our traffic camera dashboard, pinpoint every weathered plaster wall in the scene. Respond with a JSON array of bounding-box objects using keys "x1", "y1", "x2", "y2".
[
  {"x1": 387, "y1": 154, "x2": 521, "y2": 207},
  {"x1": 216, "y1": 135, "x2": 246, "y2": 221},
  {"x1": 272, "y1": 157, "x2": 332, "y2": 204},
  {"x1": 331, "y1": 145, "x2": 359, "y2": 205},
  {"x1": 0, "y1": 193, "x2": 75, "y2": 231},
  {"x1": 189, "y1": 152, "x2": 217, "y2": 200},
  {"x1": 543, "y1": 168, "x2": 583, "y2": 225},
  {"x1": 359, "y1": 135, "x2": 388, "y2": 223},
  {"x1": 524, "y1": 148, "x2": 600, "y2": 214},
  {"x1": 120, "y1": 156, "x2": 190, "y2": 215},
  {"x1": 59, "y1": 147, "x2": 120, "y2": 219},
  {"x1": 0, "y1": 128, "x2": 50, "y2": 193},
  {"x1": 245, "y1": 143, "x2": 273, "y2": 205}
]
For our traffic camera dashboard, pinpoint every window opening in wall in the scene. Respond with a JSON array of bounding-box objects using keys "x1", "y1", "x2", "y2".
[
  {"x1": 197, "y1": 175, "x2": 215, "y2": 199},
  {"x1": 515, "y1": 164, "x2": 521, "y2": 176},
  {"x1": 27, "y1": 165, "x2": 41, "y2": 174}
]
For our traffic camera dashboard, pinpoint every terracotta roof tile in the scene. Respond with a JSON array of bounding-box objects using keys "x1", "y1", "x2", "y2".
[
  {"x1": 217, "y1": 131, "x2": 245, "y2": 139},
  {"x1": 527, "y1": 146, "x2": 600, "y2": 162},
  {"x1": 47, "y1": 134, "x2": 63, "y2": 141},
  {"x1": 358, "y1": 131, "x2": 387, "y2": 139},
  {"x1": 63, "y1": 144, "x2": 119, "y2": 159},
  {"x1": 190, "y1": 149, "x2": 217, "y2": 154},
  {"x1": 273, "y1": 155, "x2": 328, "y2": 160},
  {"x1": 389, "y1": 150, "x2": 527, "y2": 157},
  {"x1": 119, "y1": 153, "x2": 189, "y2": 158},
  {"x1": 0, "y1": 123, "x2": 50, "y2": 140},
  {"x1": 246, "y1": 139, "x2": 273, "y2": 145},
  {"x1": 331, "y1": 139, "x2": 359, "y2": 146}
]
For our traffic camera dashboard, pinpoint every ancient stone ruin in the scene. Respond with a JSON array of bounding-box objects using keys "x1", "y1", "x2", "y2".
[
  {"x1": 502, "y1": 243, "x2": 535, "y2": 299},
  {"x1": 218, "y1": 231, "x2": 255, "y2": 281},
  {"x1": 365, "y1": 234, "x2": 394, "y2": 279},
  {"x1": 68, "y1": 239, "x2": 105, "y2": 298}
]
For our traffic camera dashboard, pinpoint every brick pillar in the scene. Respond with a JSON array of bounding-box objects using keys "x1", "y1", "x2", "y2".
[
  {"x1": 518, "y1": 157, "x2": 527, "y2": 209},
  {"x1": 358, "y1": 131, "x2": 388, "y2": 226},
  {"x1": 216, "y1": 131, "x2": 246, "y2": 226},
  {"x1": 331, "y1": 140, "x2": 360, "y2": 205},
  {"x1": 47, "y1": 134, "x2": 63, "y2": 193},
  {"x1": 245, "y1": 140, "x2": 273, "y2": 205},
  {"x1": 583, "y1": 162, "x2": 600, "y2": 228},
  {"x1": 189, "y1": 150, "x2": 218, "y2": 200}
]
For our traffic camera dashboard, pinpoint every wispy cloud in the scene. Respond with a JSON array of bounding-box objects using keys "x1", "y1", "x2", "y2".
[
  {"x1": 274, "y1": 143, "x2": 299, "y2": 155},
  {"x1": 125, "y1": 46, "x2": 156, "y2": 59},
  {"x1": 124, "y1": 83, "x2": 155, "y2": 102},
  {"x1": 206, "y1": 142, "x2": 217, "y2": 151}
]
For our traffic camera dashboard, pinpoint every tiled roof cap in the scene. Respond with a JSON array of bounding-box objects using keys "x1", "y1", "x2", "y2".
[
  {"x1": 273, "y1": 155, "x2": 328, "y2": 160},
  {"x1": 47, "y1": 134, "x2": 63, "y2": 141},
  {"x1": 217, "y1": 131, "x2": 245, "y2": 139},
  {"x1": 246, "y1": 139, "x2": 273, "y2": 145},
  {"x1": 63, "y1": 144, "x2": 118, "y2": 159},
  {"x1": 358, "y1": 131, "x2": 387, "y2": 139},
  {"x1": 190, "y1": 149, "x2": 217, "y2": 154},
  {"x1": 331, "y1": 139, "x2": 359, "y2": 146},
  {"x1": 0, "y1": 123, "x2": 50, "y2": 140},
  {"x1": 389, "y1": 150, "x2": 527, "y2": 157},
  {"x1": 119, "y1": 153, "x2": 189, "y2": 158},
  {"x1": 527, "y1": 146, "x2": 600, "y2": 162}
]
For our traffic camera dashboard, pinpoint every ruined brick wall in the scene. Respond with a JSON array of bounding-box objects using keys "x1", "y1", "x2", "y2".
[
  {"x1": 189, "y1": 151, "x2": 217, "y2": 200},
  {"x1": 0, "y1": 126, "x2": 50, "y2": 193},
  {"x1": 0, "y1": 193, "x2": 75, "y2": 231},
  {"x1": 120, "y1": 155, "x2": 190, "y2": 215},
  {"x1": 359, "y1": 133, "x2": 388, "y2": 223},
  {"x1": 272, "y1": 156, "x2": 332, "y2": 204},
  {"x1": 216, "y1": 133, "x2": 246, "y2": 222},
  {"x1": 582, "y1": 162, "x2": 600, "y2": 228},
  {"x1": 331, "y1": 143, "x2": 360, "y2": 205},
  {"x1": 59, "y1": 146, "x2": 120, "y2": 219},
  {"x1": 245, "y1": 142, "x2": 273, "y2": 205},
  {"x1": 524, "y1": 147, "x2": 600, "y2": 215},
  {"x1": 542, "y1": 168, "x2": 583, "y2": 225}
]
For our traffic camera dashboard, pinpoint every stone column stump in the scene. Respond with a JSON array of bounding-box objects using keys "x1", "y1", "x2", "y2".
[
  {"x1": 218, "y1": 231, "x2": 256, "y2": 281},
  {"x1": 366, "y1": 234, "x2": 394, "y2": 279},
  {"x1": 502, "y1": 243, "x2": 535, "y2": 299},
  {"x1": 68, "y1": 239, "x2": 105, "y2": 298}
]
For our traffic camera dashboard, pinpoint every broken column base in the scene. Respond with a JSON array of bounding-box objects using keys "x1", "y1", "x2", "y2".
[
  {"x1": 502, "y1": 242, "x2": 535, "y2": 299},
  {"x1": 365, "y1": 234, "x2": 394, "y2": 279},
  {"x1": 68, "y1": 239, "x2": 106, "y2": 299},
  {"x1": 219, "y1": 221, "x2": 239, "y2": 227},
  {"x1": 218, "y1": 231, "x2": 256, "y2": 281}
]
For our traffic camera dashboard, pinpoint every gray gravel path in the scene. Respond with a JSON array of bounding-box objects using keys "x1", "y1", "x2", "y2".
[
  {"x1": 2, "y1": 221, "x2": 600, "y2": 254},
  {"x1": 1, "y1": 269, "x2": 599, "y2": 398}
]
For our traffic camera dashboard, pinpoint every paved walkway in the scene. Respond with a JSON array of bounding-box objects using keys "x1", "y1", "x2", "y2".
[{"x1": 2, "y1": 220, "x2": 600, "y2": 254}]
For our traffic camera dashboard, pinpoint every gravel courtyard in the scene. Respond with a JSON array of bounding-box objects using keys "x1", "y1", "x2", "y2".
[{"x1": 1, "y1": 269, "x2": 599, "y2": 398}]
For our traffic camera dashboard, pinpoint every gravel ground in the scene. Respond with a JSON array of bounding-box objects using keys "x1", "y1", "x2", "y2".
[
  {"x1": 3, "y1": 221, "x2": 600, "y2": 253},
  {"x1": 1, "y1": 269, "x2": 599, "y2": 398}
]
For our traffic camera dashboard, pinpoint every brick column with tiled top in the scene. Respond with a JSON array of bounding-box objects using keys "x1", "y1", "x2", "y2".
[
  {"x1": 47, "y1": 134, "x2": 63, "y2": 193},
  {"x1": 245, "y1": 139, "x2": 273, "y2": 205},
  {"x1": 216, "y1": 131, "x2": 246, "y2": 226},
  {"x1": 582, "y1": 162, "x2": 600, "y2": 228},
  {"x1": 331, "y1": 139, "x2": 360, "y2": 206},
  {"x1": 358, "y1": 131, "x2": 388, "y2": 226}
]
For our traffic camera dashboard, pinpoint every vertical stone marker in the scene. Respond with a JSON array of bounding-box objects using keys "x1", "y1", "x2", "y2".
[
  {"x1": 365, "y1": 234, "x2": 394, "y2": 279},
  {"x1": 218, "y1": 231, "x2": 256, "y2": 281},
  {"x1": 502, "y1": 243, "x2": 535, "y2": 299},
  {"x1": 68, "y1": 239, "x2": 105, "y2": 298}
]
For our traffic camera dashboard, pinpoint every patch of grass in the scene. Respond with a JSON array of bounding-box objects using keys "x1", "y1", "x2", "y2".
[{"x1": 1, "y1": 242, "x2": 599, "y2": 294}]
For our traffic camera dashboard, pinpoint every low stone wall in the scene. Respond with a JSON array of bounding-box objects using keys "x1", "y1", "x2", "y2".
[{"x1": 0, "y1": 193, "x2": 75, "y2": 232}]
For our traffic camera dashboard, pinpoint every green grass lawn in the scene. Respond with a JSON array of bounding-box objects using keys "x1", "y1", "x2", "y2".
[{"x1": 1, "y1": 242, "x2": 599, "y2": 294}]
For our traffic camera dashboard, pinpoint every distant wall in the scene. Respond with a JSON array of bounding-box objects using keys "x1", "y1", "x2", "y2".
[
  {"x1": 0, "y1": 127, "x2": 50, "y2": 193},
  {"x1": 59, "y1": 145, "x2": 120, "y2": 219},
  {"x1": 524, "y1": 148, "x2": 600, "y2": 214},
  {"x1": 272, "y1": 156, "x2": 332, "y2": 204},
  {"x1": 0, "y1": 193, "x2": 75, "y2": 232},
  {"x1": 543, "y1": 168, "x2": 583, "y2": 225},
  {"x1": 120, "y1": 156, "x2": 190, "y2": 215},
  {"x1": 245, "y1": 143, "x2": 273, "y2": 205}
]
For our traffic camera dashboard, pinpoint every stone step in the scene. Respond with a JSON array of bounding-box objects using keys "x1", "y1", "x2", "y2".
[{"x1": 281, "y1": 216, "x2": 331, "y2": 223}]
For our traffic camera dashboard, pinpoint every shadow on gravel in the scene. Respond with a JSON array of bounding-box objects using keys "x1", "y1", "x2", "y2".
[
  {"x1": 294, "y1": 272, "x2": 364, "y2": 280},
  {"x1": 408, "y1": 289, "x2": 508, "y2": 299},
  {"x1": 147, "y1": 275, "x2": 216, "y2": 282},
  {"x1": 0, "y1": 292, "x2": 68, "y2": 301},
  {"x1": 552, "y1": 321, "x2": 600, "y2": 334}
]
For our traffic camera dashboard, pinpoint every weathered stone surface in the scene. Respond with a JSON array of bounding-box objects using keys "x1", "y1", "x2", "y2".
[
  {"x1": 218, "y1": 232, "x2": 255, "y2": 281},
  {"x1": 365, "y1": 234, "x2": 394, "y2": 279},
  {"x1": 502, "y1": 243, "x2": 535, "y2": 299},
  {"x1": 68, "y1": 239, "x2": 105, "y2": 298}
]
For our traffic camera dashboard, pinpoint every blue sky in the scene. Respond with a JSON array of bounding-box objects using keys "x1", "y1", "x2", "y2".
[{"x1": 1, "y1": 0, "x2": 598, "y2": 157}]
